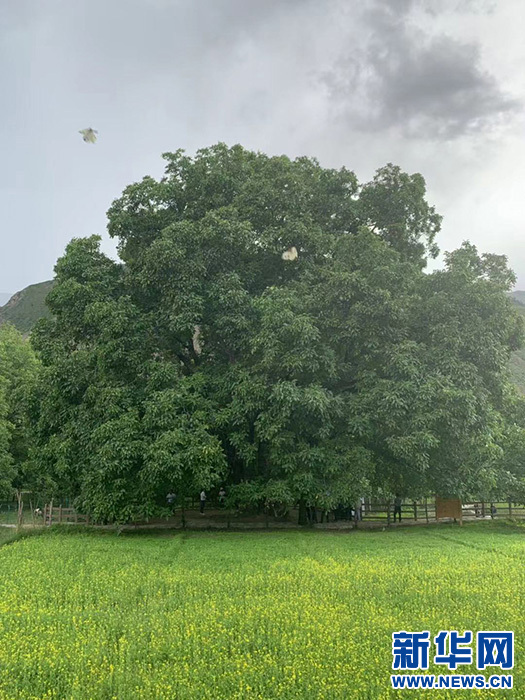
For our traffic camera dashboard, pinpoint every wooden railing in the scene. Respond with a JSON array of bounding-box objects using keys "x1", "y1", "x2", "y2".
[{"x1": 43, "y1": 504, "x2": 90, "y2": 526}]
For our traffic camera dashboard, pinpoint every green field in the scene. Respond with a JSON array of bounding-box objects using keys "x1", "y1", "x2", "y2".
[{"x1": 0, "y1": 524, "x2": 523, "y2": 699}]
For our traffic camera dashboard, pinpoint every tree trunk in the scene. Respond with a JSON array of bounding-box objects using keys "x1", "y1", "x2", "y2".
[
  {"x1": 298, "y1": 498, "x2": 308, "y2": 526},
  {"x1": 181, "y1": 494, "x2": 186, "y2": 530}
]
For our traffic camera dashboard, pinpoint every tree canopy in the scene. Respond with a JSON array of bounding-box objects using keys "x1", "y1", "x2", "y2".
[{"x1": 28, "y1": 143, "x2": 524, "y2": 522}]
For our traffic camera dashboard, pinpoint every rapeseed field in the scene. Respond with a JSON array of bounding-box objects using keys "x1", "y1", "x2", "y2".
[{"x1": 0, "y1": 524, "x2": 523, "y2": 699}]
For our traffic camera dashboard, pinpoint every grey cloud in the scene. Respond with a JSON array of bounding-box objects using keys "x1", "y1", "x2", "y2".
[
  {"x1": 324, "y1": 0, "x2": 519, "y2": 138},
  {"x1": 1, "y1": 0, "x2": 312, "y2": 99},
  {"x1": 373, "y1": 0, "x2": 496, "y2": 15},
  {"x1": 1, "y1": 0, "x2": 525, "y2": 294},
  {"x1": 0, "y1": 0, "x2": 322, "y2": 291},
  {"x1": 9, "y1": 0, "x2": 316, "y2": 130}
]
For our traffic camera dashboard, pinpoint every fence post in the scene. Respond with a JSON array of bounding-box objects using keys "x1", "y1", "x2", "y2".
[
  {"x1": 59, "y1": 505, "x2": 62, "y2": 524},
  {"x1": 424, "y1": 498, "x2": 429, "y2": 524},
  {"x1": 413, "y1": 501, "x2": 418, "y2": 522},
  {"x1": 509, "y1": 499, "x2": 512, "y2": 518},
  {"x1": 48, "y1": 499, "x2": 53, "y2": 526},
  {"x1": 386, "y1": 501, "x2": 391, "y2": 527},
  {"x1": 16, "y1": 491, "x2": 23, "y2": 532},
  {"x1": 481, "y1": 501, "x2": 485, "y2": 518}
]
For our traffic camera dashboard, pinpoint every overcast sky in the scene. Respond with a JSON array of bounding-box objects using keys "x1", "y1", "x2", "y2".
[{"x1": 1, "y1": 0, "x2": 524, "y2": 295}]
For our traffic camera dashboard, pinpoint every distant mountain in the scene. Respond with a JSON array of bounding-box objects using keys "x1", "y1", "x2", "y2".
[
  {"x1": 0, "y1": 281, "x2": 54, "y2": 334},
  {"x1": 510, "y1": 290, "x2": 525, "y2": 306},
  {"x1": 0, "y1": 292, "x2": 11, "y2": 306}
]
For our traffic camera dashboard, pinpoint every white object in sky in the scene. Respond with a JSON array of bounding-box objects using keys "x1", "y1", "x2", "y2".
[
  {"x1": 282, "y1": 246, "x2": 298, "y2": 261},
  {"x1": 79, "y1": 128, "x2": 98, "y2": 143}
]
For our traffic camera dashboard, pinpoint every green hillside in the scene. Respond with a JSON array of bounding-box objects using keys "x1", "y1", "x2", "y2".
[
  {"x1": 510, "y1": 290, "x2": 525, "y2": 306},
  {"x1": 0, "y1": 280, "x2": 54, "y2": 334}
]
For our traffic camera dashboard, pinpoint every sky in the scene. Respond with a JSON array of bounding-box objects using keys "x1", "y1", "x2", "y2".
[{"x1": 1, "y1": 0, "x2": 524, "y2": 295}]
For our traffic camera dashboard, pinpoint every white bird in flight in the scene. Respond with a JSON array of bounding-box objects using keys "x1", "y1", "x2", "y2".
[
  {"x1": 282, "y1": 246, "x2": 298, "y2": 261},
  {"x1": 79, "y1": 128, "x2": 98, "y2": 144}
]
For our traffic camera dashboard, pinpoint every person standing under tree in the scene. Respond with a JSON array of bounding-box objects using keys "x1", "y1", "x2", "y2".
[
  {"x1": 393, "y1": 495, "x2": 402, "y2": 523},
  {"x1": 200, "y1": 490, "x2": 207, "y2": 515}
]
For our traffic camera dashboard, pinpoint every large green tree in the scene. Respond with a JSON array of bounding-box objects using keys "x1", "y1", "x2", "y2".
[{"x1": 30, "y1": 144, "x2": 523, "y2": 522}]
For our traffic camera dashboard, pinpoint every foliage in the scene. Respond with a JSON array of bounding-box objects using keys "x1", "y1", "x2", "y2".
[
  {"x1": 0, "y1": 324, "x2": 40, "y2": 497},
  {"x1": 0, "y1": 377, "x2": 13, "y2": 498},
  {"x1": 29, "y1": 144, "x2": 525, "y2": 521},
  {"x1": 364, "y1": 243, "x2": 525, "y2": 498}
]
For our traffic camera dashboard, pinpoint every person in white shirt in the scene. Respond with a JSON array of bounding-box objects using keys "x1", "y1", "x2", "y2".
[{"x1": 200, "y1": 490, "x2": 206, "y2": 514}]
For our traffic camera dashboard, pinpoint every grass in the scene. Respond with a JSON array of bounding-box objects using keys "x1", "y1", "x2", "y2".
[
  {"x1": 0, "y1": 528, "x2": 18, "y2": 547},
  {"x1": 0, "y1": 525, "x2": 42, "y2": 548},
  {"x1": 0, "y1": 523, "x2": 523, "y2": 699}
]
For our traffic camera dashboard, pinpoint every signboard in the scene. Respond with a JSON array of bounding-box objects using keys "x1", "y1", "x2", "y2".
[{"x1": 435, "y1": 497, "x2": 462, "y2": 524}]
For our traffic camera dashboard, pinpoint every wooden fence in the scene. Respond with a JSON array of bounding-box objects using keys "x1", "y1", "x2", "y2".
[
  {"x1": 42, "y1": 504, "x2": 90, "y2": 526},
  {"x1": 354, "y1": 499, "x2": 525, "y2": 524},
  {"x1": 3, "y1": 498, "x2": 524, "y2": 528}
]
